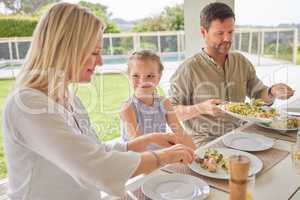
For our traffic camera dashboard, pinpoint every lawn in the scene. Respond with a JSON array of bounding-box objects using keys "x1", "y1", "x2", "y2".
[
  {"x1": 0, "y1": 79, "x2": 14, "y2": 179},
  {"x1": 297, "y1": 46, "x2": 300, "y2": 65},
  {"x1": 0, "y1": 73, "x2": 147, "y2": 179}
]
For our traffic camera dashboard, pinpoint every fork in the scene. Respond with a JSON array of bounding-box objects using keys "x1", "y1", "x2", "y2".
[{"x1": 126, "y1": 191, "x2": 138, "y2": 200}]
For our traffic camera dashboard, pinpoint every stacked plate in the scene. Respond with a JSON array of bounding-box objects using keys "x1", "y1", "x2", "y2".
[
  {"x1": 142, "y1": 174, "x2": 210, "y2": 200},
  {"x1": 284, "y1": 107, "x2": 300, "y2": 117},
  {"x1": 222, "y1": 133, "x2": 274, "y2": 152}
]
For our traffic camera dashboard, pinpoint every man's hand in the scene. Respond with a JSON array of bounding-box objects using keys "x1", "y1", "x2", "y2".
[
  {"x1": 197, "y1": 99, "x2": 224, "y2": 116},
  {"x1": 270, "y1": 83, "x2": 294, "y2": 100}
]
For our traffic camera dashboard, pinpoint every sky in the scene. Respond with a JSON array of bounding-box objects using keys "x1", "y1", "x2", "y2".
[
  {"x1": 62, "y1": 0, "x2": 300, "y2": 26},
  {"x1": 1, "y1": 0, "x2": 300, "y2": 26},
  {"x1": 235, "y1": 0, "x2": 300, "y2": 26},
  {"x1": 63, "y1": 0, "x2": 184, "y2": 21}
]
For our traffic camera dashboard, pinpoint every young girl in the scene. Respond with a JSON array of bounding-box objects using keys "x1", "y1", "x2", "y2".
[{"x1": 120, "y1": 50, "x2": 196, "y2": 150}]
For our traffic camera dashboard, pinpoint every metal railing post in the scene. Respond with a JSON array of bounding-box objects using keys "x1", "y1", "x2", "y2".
[
  {"x1": 177, "y1": 32, "x2": 180, "y2": 61},
  {"x1": 261, "y1": 31, "x2": 265, "y2": 56},
  {"x1": 133, "y1": 33, "x2": 140, "y2": 51},
  {"x1": 257, "y1": 31, "x2": 262, "y2": 66},
  {"x1": 248, "y1": 31, "x2": 252, "y2": 54},
  {"x1": 109, "y1": 34, "x2": 113, "y2": 55},
  {"x1": 275, "y1": 31, "x2": 279, "y2": 58},
  {"x1": 239, "y1": 32, "x2": 242, "y2": 51},
  {"x1": 8, "y1": 38, "x2": 13, "y2": 63},
  {"x1": 292, "y1": 28, "x2": 298, "y2": 64},
  {"x1": 14, "y1": 37, "x2": 20, "y2": 60},
  {"x1": 157, "y1": 32, "x2": 161, "y2": 55},
  {"x1": 133, "y1": 34, "x2": 137, "y2": 51}
]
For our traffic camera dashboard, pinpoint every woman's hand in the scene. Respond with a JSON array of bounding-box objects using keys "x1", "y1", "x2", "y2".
[
  {"x1": 176, "y1": 134, "x2": 197, "y2": 150},
  {"x1": 131, "y1": 143, "x2": 195, "y2": 176},
  {"x1": 157, "y1": 144, "x2": 195, "y2": 165}
]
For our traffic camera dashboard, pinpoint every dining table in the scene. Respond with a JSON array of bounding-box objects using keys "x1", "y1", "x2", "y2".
[{"x1": 119, "y1": 121, "x2": 300, "y2": 200}]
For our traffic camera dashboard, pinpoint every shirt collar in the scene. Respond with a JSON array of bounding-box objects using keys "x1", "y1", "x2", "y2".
[{"x1": 200, "y1": 48, "x2": 229, "y2": 68}]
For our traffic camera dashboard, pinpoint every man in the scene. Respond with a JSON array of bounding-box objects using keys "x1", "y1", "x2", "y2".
[{"x1": 169, "y1": 2, "x2": 294, "y2": 146}]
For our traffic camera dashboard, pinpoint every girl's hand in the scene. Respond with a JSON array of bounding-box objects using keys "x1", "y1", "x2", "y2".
[
  {"x1": 157, "y1": 144, "x2": 195, "y2": 165},
  {"x1": 148, "y1": 132, "x2": 178, "y2": 148},
  {"x1": 148, "y1": 132, "x2": 197, "y2": 150}
]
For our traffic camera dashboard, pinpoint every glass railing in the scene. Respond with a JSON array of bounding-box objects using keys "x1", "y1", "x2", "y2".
[
  {"x1": 0, "y1": 28, "x2": 298, "y2": 69},
  {"x1": 234, "y1": 28, "x2": 298, "y2": 66}
]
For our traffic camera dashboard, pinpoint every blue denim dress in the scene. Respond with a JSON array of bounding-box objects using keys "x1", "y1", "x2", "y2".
[{"x1": 121, "y1": 95, "x2": 167, "y2": 149}]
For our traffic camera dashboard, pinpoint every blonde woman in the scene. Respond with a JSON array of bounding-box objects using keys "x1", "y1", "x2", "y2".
[{"x1": 2, "y1": 3, "x2": 194, "y2": 200}]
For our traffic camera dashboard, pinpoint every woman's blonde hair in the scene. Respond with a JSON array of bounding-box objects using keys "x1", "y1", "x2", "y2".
[
  {"x1": 127, "y1": 49, "x2": 164, "y2": 73},
  {"x1": 15, "y1": 2, "x2": 105, "y2": 100}
]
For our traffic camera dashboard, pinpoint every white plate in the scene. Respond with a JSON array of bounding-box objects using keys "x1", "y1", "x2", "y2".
[
  {"x1": 222, "y1": 133, "x2": 274, "y2": 151},
  {"x1": 189, "y1": 148, "x2": 263, "y2": 180},
  {"x1": 256, "y1": 121, "x2": 298, "y2": 132},
  {"x1": 285, "y1": 107, "x2": 300, "y2": 117},
  {"x1": 142, "y1": 174, "x2": 210, "y2": 200},
  {"x1": 219, "y1": 104, "x2": 274, "y2": 123}
]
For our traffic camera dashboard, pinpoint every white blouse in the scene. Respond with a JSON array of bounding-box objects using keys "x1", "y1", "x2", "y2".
[{"x1": 2, "y1": 88, "x2": 141, "y2": 200}]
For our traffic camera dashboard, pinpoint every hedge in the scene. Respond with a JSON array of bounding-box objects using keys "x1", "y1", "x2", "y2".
[{"x1": 0, "y1": 16, "x2": 38, "y2": 38}]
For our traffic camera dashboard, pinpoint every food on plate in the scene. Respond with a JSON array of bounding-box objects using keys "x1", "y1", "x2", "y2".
[
  {"x1": 246, "y1": 192, "x2": 254, "y2": 200},
  {"x1": 267, "y1": 117, "x2": 299, "y2": 129},
  {"x1": 224, "y1": 99, "x2": 278, "y2": 119},
  {"x1": 195, "y1": 149, "x2": 229, "y2": 173},
  {"x1": 250, "y1": 99, "x2": 266, "y2": 107}
]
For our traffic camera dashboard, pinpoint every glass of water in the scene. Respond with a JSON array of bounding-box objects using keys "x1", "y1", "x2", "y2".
[{"x1": 291, "y1": 143, "x2": 300, "y2": 175}]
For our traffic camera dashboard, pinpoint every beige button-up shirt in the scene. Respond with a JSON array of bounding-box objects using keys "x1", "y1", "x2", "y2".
[{"x1": 169, "y1": 50, "x2": 267, "y2": 146}]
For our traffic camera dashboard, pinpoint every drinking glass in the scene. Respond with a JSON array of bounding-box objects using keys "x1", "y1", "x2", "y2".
[{"x1": 291, "y1": 144, "x2": 300, "y2": 175}]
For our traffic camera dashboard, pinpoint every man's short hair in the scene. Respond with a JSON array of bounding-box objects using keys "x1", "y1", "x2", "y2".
[{"x1": 200, "y1": 2, "x2": 235, "y2": 30}]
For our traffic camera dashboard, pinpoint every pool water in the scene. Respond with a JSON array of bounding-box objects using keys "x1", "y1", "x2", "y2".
[
  {"x1": 1, "y1": 54, "x2": 185, "y2": 69},
  {"x1": 103, "y1": 54, "x2": 185, "y2": 65}
]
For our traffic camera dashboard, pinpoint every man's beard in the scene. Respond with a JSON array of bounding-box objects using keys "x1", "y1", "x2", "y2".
[{"x1": 214, "y1": 42, "x2": 231, "y2": 55}]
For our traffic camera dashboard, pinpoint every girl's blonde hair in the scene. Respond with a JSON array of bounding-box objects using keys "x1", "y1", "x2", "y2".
[
  {"x1": 15, "y1": 2, "x2": 105, "y2": 101},
  {"x1": 127, "y1": 50, "x2": 164, "y2": 73}
]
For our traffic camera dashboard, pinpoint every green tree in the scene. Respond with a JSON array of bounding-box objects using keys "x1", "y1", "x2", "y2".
[
  {"x1": 164, "y1": 4, "x2": 184, "y2": 31},
  {"x1": 2, "y1": 0, "x2": 59, "y2": 15},
  {"x1": 78, "y1": 1, "x2": 108, "y2": 20},
  {"x1": 32, "y1": 3, "x2": 53, "y2": 18},
  {"x1": 131, "y1": 4, "x2": 183, "y2": 32},
  {"x1": 31, "y1": 1, "x2": 120, "y2": 33},
  {"x1": 104, "y1": 22, "x2": 121, "y2": 33},
  {"x1": 131, "y1": 15, "x2": 167, "y2": 32},
  {"x1": 78, "y1": 1, "x2": 120, "y2": 33}
]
